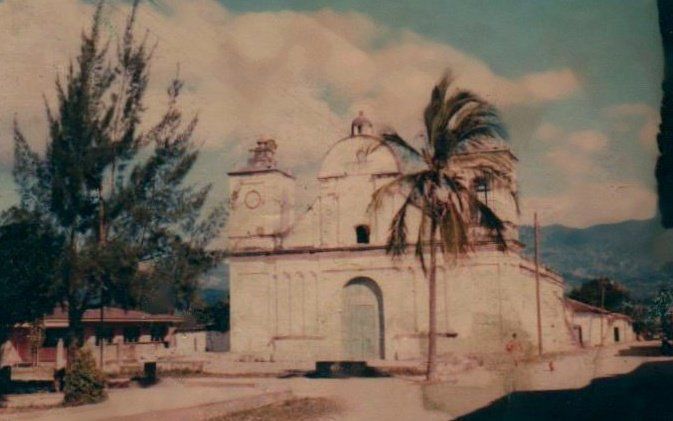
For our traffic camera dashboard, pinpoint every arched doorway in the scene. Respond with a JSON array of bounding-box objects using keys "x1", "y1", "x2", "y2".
[{"x1": 342, "y1": 278, "x2": 384, "y2": 360}]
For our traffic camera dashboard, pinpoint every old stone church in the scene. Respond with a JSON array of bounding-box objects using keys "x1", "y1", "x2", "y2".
[{"x1": 227, "y1": 114, "x2": 578, "y2": 362}]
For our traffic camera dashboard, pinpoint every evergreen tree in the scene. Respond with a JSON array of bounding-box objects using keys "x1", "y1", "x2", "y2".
[
  {"x1": 63, "y1": 347, "x2": 106, "y2": 406},
  {"x1": 8, "y1": 1, "x2": 224, "y2": 352},
  {"x1": 568, "y1": 278, "x2": 632, "y2": 313},
  {"x1": 0, "y1": 209, "x2": 63, "y2": 366}
]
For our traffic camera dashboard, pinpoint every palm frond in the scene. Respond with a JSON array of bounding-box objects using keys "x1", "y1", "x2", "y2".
[
  {"x1": 386, "y1": 195, "x2": 413, "y2": 257},
  {"x1": 368, "y1": 171, "x2": 428, "y2": 214},
  {"x1": 424, "y1": 72, "x2": 452, "y2": 142},
  {"x1": 510, "y1": 190, "x2": 521, "y2": 216},
  {"x1": 456, "y1": 153, "x2": 513, "y2": 180},
  {"x1": 453, "y1": 102, "x2": 509, "y2": 142},
  {"x1": 414, "y1": 200, "x2": 431, "y2": 275},
  {"x1": 474, "y1": 200, "x2": 507, "y2": 251},
  {"x1": 438, "y1": 202, "x2": 470, "y2": 261},
  {"x1": 444, "y1": 91, "x2": 483, "y2": 121},
  {"x1": 379, "y1": 132, "x2": 422, "y2": 158}
]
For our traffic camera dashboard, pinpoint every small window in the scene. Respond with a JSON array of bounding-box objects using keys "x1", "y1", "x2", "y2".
[
  {"x1": 150, "y1": 325, "x2": 167, "y2": 342},
  {"x1": 95, "y1": 327, "x2": 114, "y2": 346},
  {"x1": 355, "y1": 225, "x2": 370, "y2": 244},
  {"x1": 123, "y1": 327, "x2": 140, "y2": 343},
  {"x1": 614, "y1": 327, "x2": 620, "y2": 342}
]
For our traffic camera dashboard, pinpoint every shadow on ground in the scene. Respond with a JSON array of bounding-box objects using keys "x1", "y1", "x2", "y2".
[
  {"x1": 458, "y1": 361, "x2": 673, "y2": 421},
  {"x1": 2, "y1": 380, "x2": 55, "y2": 395},
  {"x1": 279, "y1": 361, "x2": 391, "y2": 379},
  {"x1": 617, "y1": 344, "x2": 665, "y2": 357}
]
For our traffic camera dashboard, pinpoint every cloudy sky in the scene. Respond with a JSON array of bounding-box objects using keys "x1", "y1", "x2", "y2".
[{"x1": 0, "y1": 0, "x2": 662, "y2": 228}]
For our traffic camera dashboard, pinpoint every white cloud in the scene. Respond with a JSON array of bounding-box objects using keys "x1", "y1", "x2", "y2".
[
  {"x1": 541, "y1": 128, "x2": 610, "y2": 179},
  {"x1": 517, "y1": 69, "x2": 581, "y2": 102},
  {"x1": 522, "y1": 182, "x2": 657, "y2": 228},
  {"x1": 567, "y1": 130, "x2": 609, "y2": 153},
  {"x1": 0, "y1": 0, "x2": 582, "y2": 171},
  {"x1": 521, "y1": 124, "x2": 652, "y2": 227},
  {"x1": 533, "y1": 122, "x2": 563, "y2": 142},
  {"x1": 606, "y1": 103, "x2": 660, "y2": 155}
]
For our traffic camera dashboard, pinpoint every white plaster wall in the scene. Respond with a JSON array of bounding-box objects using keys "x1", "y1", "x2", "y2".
[
  {"x1": 228, "y1": 170, "x2": 295, "y2": 248},
  {"x1": 230, "y1": 249, "x2": 577, "y2": 361},
  {"x1": 571, "y1": 313, "x2": 635, "y2": 347},
  {"x1": 174, "y1": 331, "x2": 207, "y2": 354}
]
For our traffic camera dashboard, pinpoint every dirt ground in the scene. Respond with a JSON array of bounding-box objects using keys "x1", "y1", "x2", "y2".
[
  {"x1": 246, "y1": 377, "x2": 448, "y2": 421},
  {"x1": 4, "y1": 341, "x2": 668, "y2": 420}
]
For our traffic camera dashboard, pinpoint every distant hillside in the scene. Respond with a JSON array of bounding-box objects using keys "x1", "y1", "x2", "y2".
[
  {"x1": 198, "y1": 264, "x2": 229, "y2": 304},
  {"x1": 200, "y1": 288, "x2": 228, "y2": 305},
  {"x1": 520, "y1": 218, "x2": 673, "y2": 298}
]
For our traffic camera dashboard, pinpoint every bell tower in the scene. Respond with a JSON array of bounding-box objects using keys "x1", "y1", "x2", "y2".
[
  {"x1": 228, "y1": 138, "x2": 295, "y2": 251},
  {"x1": 452, "y1": 140, "x2": 520, "y2": 244}
]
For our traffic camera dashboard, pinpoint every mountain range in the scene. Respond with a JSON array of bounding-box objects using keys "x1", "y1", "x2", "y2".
[{"x1": 520, "y1": 218, "x2": 673, "y2": 298}]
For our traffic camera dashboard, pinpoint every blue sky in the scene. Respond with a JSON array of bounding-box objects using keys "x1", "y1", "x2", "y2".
[{"x1": 0, "y1": 0, "x2": 663, "y2": 227}]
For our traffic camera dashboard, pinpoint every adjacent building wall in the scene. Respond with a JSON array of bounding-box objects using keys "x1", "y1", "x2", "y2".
[
  {"x1": 570, "y1": 311, "x2": 635, "y2": 347},
  {"x1": 175, "y1": 331, "x2": 207, "y2": 354}
]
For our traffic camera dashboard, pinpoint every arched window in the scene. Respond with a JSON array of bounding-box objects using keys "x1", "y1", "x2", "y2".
[
  {"x1": 472, "y1": 174, "x2": 492, "y2": 224},
  {"x1": 473, "y1": 175, "x2": 491, "y2": 205},
  {"x1": 355, "y1": 225, "x2": 370, "y2": 244}
]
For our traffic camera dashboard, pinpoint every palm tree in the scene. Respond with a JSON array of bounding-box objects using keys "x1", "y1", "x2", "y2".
[{"x1": 369, "y1": 72, "x2": 512, "y2": 381}]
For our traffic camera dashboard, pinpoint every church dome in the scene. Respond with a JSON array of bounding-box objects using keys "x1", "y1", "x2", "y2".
[{"x1": 318, "y1": 134, "x2": 401, "y2": 179}]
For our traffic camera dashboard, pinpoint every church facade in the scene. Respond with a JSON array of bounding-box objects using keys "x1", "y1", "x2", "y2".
[{"x1": 226, "y1": 115, "x2": 579, "y2": 362}]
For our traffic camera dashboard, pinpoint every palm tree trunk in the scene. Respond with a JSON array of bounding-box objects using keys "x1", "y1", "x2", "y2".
[{"x1": 427, "y1": 220, "x2": 438, "y2": 381}]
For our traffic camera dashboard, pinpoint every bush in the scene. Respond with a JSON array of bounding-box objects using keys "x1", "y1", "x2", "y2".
[{"x1": 63, "y1": 348, "x2": 107, "y2": 406}]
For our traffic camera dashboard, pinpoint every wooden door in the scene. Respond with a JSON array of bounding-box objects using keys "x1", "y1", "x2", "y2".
[{"x1": 343, "y1": 281, "x2": 381, "y2": 360}]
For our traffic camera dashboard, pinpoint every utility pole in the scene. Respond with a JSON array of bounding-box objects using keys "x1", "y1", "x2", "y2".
[
  {"x1": 534, "y1": 212, "x2": 543, "y2": 356},
  {"x1": 99, "y1": 303, "x2": 104, "y2": 369},
  {"x1": 600, "y1": 280, "x2": 606, "y2": 346}
]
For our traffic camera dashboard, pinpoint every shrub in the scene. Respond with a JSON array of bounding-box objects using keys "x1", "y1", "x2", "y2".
[{"x1": 63, "y1": 348, "x2": 107, "y2": 406}]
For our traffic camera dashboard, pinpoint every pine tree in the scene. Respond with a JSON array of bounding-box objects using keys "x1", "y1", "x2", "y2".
[
  {"x1": 0, "y1": 209, "x2": 63, "y2": 366},
  {"x1": 8, "y1": 1, "x2": 224, "y2": 353},
  {"x1": 63, "y1": 347, "x2": 106, "y2": 406}
]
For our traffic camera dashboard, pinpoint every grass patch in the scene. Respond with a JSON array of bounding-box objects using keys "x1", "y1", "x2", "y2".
[{"x1": 209, "y1": 397, "x2": 341, "y2": 421}]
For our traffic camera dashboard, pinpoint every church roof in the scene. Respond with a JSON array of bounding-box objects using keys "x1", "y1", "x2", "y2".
[
  {"x1": 317, "y1": 134, "x2": 401, "y2": 179},
  {"x1": 565, "y1": 298, "x2": 633, "y2": 322}
]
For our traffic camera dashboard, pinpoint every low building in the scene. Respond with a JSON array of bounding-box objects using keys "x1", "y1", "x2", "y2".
[
  {"x1": 566, "y1": 298, "x2": 636, "y2": 347},
  {"x1": 4, "y1": 307, "x2": 183, "y2": 368},
  {"x1": 174, "y1": 325, "x2": 208, "y2": 354}
]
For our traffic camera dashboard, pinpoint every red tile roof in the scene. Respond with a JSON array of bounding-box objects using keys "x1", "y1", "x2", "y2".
[
  {"x1": 566, "y1": 298, "x2": 610, "y2": 315},
  {"x1": 45, "y1": 306, "x2": 183, "y2": 324},
  {"x1": 565, "y1": 298, "x2": 633, "y2": 322}
]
